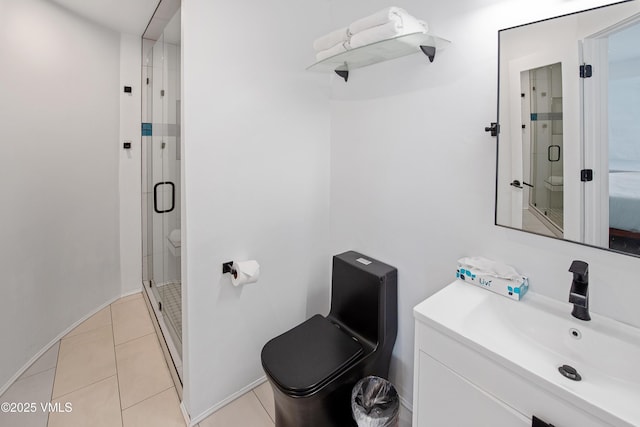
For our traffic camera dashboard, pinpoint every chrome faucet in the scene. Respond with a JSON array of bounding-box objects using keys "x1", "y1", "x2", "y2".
[{"x1": 568, "y1": 260, "x2": 590, "y2": 321}]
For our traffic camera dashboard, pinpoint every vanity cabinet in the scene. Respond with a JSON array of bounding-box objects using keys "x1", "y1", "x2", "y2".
[
  {"x1": 416, "y1": 351, "x2": 530, "y2": 426},
  {"x1": 412, "y1": 292, "x2": 617, "y2": 427}
]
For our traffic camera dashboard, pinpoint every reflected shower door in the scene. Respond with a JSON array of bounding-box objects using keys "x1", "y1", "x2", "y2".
[{"x1": 528, "y1": 63, "x2": 564, "y2": 236}]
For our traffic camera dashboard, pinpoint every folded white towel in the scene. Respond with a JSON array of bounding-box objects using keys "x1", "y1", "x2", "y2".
[
  {"x1": 313, "y1": 26, "x2": 350, "y2": 52},
  {"x1": 315, "y1": 41, "x2": 349, "y2": 62},
  {"x1": 350, "y1": 19, "x2": 427, "y2": 49},
  {"x1": 349, "y1": 6, "x2": 418, "y2": 35},
  {"x1": 457, "y1": 256, "x2": 523, "y2": 281}
]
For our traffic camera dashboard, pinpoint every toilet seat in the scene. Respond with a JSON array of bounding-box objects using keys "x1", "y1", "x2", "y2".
[{"x1": 262, "y1": 314, "x2": 363, "y2": 396}]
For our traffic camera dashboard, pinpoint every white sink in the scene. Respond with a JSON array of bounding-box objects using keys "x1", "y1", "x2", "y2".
[{"x1": 414, "y1": 280, "x2": 640, "y2": 426}]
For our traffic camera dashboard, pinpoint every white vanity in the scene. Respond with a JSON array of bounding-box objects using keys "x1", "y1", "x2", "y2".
[{"x1": 412, "y1": 280, "x2": 640, "y2": 427}]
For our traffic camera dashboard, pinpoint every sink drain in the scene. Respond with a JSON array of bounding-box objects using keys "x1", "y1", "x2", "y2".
[
  {"x1": 569, "y1": 328, "x2": 582, "y2": 339},
  {"x1": 558, "y1": 364, "x2": 582, "y2": 381}
]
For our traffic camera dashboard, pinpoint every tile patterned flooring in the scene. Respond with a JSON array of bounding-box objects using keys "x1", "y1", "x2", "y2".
[
  {"x1": 0, "y1": 292, "x2": 275, "y2": 427},
  {"x1": 1, "y1": 292, "x2": 411, "y2": 426}
]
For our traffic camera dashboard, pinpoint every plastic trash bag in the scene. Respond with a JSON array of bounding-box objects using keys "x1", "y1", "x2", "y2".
[{"x1": 351, "y1": 376, "x2": 399, "y2": 427}]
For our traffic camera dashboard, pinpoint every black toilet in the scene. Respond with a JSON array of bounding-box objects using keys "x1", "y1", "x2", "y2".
[{"x1": 261, "y1": 251, "x2": 398, "y2": 427}]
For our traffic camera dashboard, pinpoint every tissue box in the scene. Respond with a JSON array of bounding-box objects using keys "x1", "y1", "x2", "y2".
[{"x1": 456, "y1": 266, "x2": 529, "y2": 301}]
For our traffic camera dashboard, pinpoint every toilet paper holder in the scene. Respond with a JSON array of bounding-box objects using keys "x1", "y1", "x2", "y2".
[{"x1": 222, "y1": 261, "x2": 237, "y2": 278}]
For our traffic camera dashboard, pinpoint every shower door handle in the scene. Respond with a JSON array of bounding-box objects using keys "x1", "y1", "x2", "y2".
[
  {"x1": 154, "y1": 182, "x2": 175, "y2": 214},
  {"x1": 548, "y1": 145, "x2": 561, "y2": 162},
  {"x1": 511, "y1": 180, "x2": 534, "y2": 189}
]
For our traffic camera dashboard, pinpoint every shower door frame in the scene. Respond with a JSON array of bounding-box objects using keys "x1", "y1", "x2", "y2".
[{"x1": 141, "y1": 0, "x2": 183, "y2": 391}]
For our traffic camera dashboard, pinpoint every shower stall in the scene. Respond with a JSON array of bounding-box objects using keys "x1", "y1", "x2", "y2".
[{"x1": 141, "y1": 0, "x2": 182, "y2": 383}]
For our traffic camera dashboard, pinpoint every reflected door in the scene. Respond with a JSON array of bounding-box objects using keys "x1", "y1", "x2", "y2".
[{"x1": 526, "y1": 63, "x2": 564, "y2": 236}]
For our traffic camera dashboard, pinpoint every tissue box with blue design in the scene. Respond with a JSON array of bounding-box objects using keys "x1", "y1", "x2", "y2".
[{"x1": 456, "y1": 256, "x2": 529, "y2": 301}]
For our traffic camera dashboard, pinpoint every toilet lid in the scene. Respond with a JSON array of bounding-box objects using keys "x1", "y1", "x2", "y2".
[{"x1": 261, "y1": 314, "x2": 364, "y2": 395}]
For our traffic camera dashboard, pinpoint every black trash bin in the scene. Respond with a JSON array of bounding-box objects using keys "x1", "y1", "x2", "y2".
[{"x1": 351, "y1": 376, "x2": 399, "y2": 427}]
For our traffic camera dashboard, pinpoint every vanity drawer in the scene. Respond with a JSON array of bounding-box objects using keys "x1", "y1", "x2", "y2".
[
  {"x1": 416, "y1": 350, "x2": 531, "y2": 426},
  {"x1": 414, "y1": 322, "x2": 616, "y2": 427}
]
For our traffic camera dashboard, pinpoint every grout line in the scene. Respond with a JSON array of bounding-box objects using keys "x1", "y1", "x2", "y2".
[
  {"x1": 110, "y1": 292, "x2": 143, "y2": 307},
  {"x1": 61, "y1": 306, "x2": 114, "y2": 341},
  {"x1": 252, "y1": 389, "x2": 275, "y2": 424},
  {"x1": 50, "y1": 328, "x2": 117, "y2": 400},
  {"x1": 0, "y1": 295, "x2": 122, "y2": 397},
  {"x1": 121, "y1": 385, "x2": 174, "y2": 412},
  {"x1": 114, "y1": 331, "x2": 157, "y2": 349},
  {"x1": 51, "y1": 374, "x2": 118, "y2": 401},
  {"x1": 60, "y1": 323, "x2": 113, "y2": 345},
  {"x1": 109, "y1": 304, "x2": 125, "y2": 427},
  {"x1": 47, "y1": 343, "x2": 60, "y2": 427}
]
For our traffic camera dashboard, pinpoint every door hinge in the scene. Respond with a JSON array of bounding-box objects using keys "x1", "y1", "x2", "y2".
[
  {"x1": 580, "y1": 64, "x2": 592, "y2": 78},
  {"x1": 158, "y1": 301, "x2": 162, "y2": 311},
  {"x1": 146, "y1": 77, "x2": 150, "y2": 85},
  {"x1": 581, "y1": 169, "x2": 593, "y2": 182}
]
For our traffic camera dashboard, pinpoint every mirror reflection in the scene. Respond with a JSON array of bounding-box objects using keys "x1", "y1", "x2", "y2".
[{"x1": 496, "y1": 1, "x2": 640, "y2": 257}]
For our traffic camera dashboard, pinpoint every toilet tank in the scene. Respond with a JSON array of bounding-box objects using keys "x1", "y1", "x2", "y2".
[{"x1": 328, "y1": 251, "x2": 397, "y2": 350}]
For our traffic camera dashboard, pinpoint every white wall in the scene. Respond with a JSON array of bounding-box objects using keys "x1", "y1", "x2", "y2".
[
  {"x1": 181, "y1": 0, "x2": 331, "y2": 420},
  {"x1": 328, "y1": 0, "x2": 640, "y2": 408},
  {"x1": 120, "y1": 33, "x2": 143, "y2": 295},
  {"x1": 0, "y1": 0, "x2": 123, "y2": 390}
]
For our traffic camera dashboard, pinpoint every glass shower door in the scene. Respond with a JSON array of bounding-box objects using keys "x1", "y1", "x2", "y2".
[
  {"x1": 156, "y1": 23, "x2": 182, "y2": 353},
  {"x1": 528, "y1": 63, "x2": 564, "y2": 235},
  {"x1": 142, "y1": 6, "x2": 182, "y2": 368}
]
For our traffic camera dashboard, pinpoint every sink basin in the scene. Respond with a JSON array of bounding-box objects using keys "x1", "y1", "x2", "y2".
[{"x1": 414, "y1": 280, "x2": 640, "y2": 426}]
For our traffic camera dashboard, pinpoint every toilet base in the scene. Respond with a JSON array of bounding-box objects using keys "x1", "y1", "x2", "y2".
[{"x1": 269, "y1": 380, "x2": 358, "y2": 427}]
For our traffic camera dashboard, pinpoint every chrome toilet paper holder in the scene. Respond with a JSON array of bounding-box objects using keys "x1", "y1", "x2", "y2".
[{"x1": 222, "y1": 261, "x2": 238, "y2": 278}]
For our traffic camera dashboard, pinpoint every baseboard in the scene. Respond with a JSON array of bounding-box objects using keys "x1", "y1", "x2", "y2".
[
  {"x1": 180, "y1": 401, "x2": 191, "y2": 426},
  {"x1": 121, "y1": 288, "x2": 144, "y2": 299},
  {"x1": 188, "y1": 377, "x2": 412, "y2": 426},
  {"x1": 188, "y1": 376, "x2": 268, "y2": 426},
  {"x1": 399, "y1": 394, "x2": 413, "y2": 413},
  {"x1": 0, "y1": 288, "x2": 143, "y2": 396},
  {"x1": 398, "y1": 394, "x2": 413, "y2": 426}
]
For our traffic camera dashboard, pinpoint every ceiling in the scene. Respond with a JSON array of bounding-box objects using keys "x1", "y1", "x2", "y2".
[{"x1": 49, "y1": 0, "x2": 160, "y2": 35}]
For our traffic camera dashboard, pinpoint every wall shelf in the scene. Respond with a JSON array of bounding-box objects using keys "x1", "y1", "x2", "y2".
[{"x1": 307, "y1": 32, "x2": 451, "y2": 82}]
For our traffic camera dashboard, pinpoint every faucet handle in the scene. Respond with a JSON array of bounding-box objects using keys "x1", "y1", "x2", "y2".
[
  {"x1": 569, "y1": 260, "x2": 589, "y2": 307},
  {"x1": 569, "y1": 260, "x2": 589, "y2": 283},
  {"x1": 568, "y1": 260, "x2": 591, "y2": 321}
]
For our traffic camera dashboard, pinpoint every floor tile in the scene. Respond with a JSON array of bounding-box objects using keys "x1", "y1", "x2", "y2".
[
  {"x1": 253, "y1": 382, "x2": 275, "y2": 422},
  {"x1": 199, "y1": 391, "x2": 274, "y2": 427},
  {"x1": 0, "y1": 368, "x2": 56, "y2": 427},
  {"x1": 111, "y1": 296, "x2": 154, "y2": 345},
  {"x1": 20, "y1": 342, "x2": 60, "y2": 380},
  {"x1": 48, "y1": 375, "x2": 122, "y2": 427},
  {"x1": 52, "y1": 325, "x2": 116, "y2": 398},
  {"x1": 111, "y1": 292, "x2": 143, "y2": 306},
  {"x1": 64, "y1": 307, "x2": 112, "y2": 339},
  {"x1": 122, "y1": 388, "x2": 186, "y2": 427},
  {"x1": 115, "y1": 333, "x2": 173, "y2": 409}
]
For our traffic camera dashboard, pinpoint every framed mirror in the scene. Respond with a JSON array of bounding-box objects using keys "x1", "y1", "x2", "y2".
[{"x1": 495, "y1": 0, "x2": 640, "y2": 257}]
